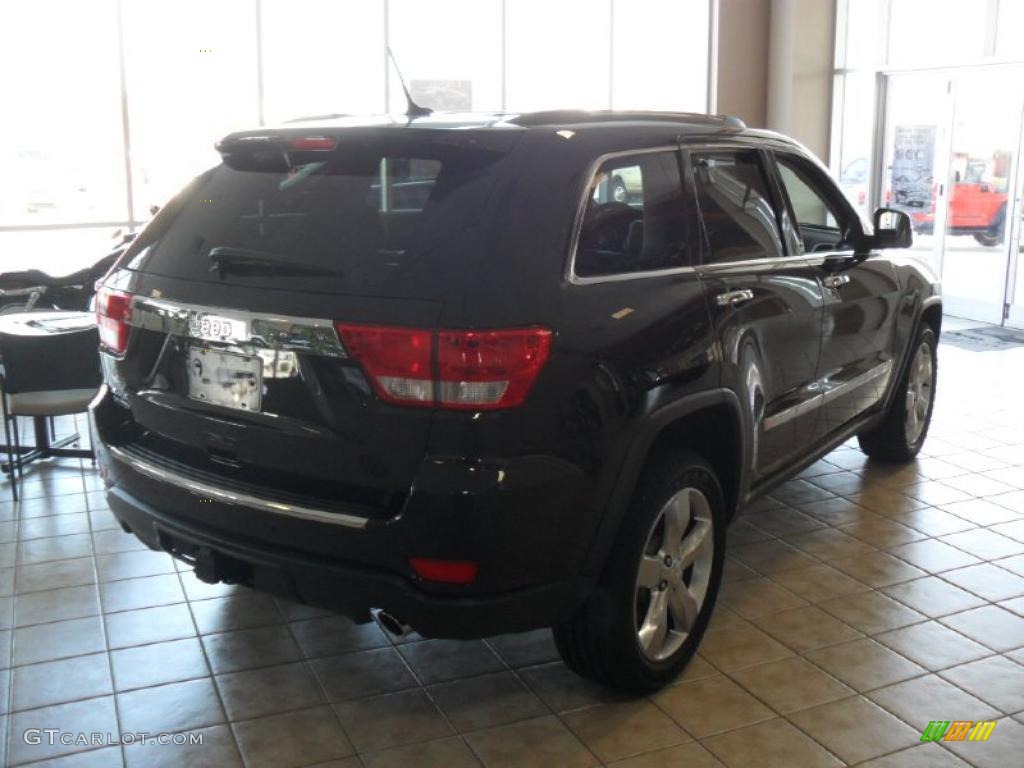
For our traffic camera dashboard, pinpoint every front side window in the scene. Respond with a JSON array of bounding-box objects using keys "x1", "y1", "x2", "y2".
[
  {"x1": 775, "y1": 154, "x2": 851, "y2": 253},
  {"x1": 575, "y1": 151, "x2": 693, "y2": 278},
  {"x1": 691, "y1": 150, "x2": 784, "y2": 264}
]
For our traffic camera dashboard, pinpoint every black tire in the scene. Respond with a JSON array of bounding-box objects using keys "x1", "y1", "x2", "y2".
[
  {"x1": 858, "y1": 325, "x2": 937, "y2": 462},
  {"x1": 553, "y1": 450, "x2": 726, "y2": 692}
]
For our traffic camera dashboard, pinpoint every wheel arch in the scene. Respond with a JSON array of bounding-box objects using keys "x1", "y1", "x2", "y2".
[{"x1": 582, "y1": 388, "x2": 749, "y2": 576}]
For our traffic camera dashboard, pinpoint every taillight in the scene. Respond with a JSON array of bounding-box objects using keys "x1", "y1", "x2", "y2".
[
  {"x1": 334, "y1": 324, "x2": 552, "y2": 410},
  {"x1": 96, "y1": 286, "x2": 132, "y2": 354},
  {"x1": 288, "y1": 136, "x2": 337, "y2": 151}
]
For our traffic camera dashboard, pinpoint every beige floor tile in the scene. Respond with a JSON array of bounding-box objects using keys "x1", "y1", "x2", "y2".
[
  {"x1": 519, "y1": 661, "x2": 632, "y2": 713},
  {"x1": 118, "y1": 677, "x2": 225, "y2": 734},
  {"x1": 428, "y1": 671, "x2": 547, "y2": 733},
  {"x1": 190, "y1": 592, "x2": 284, "y2": 635},
  {"x1": 941, "y1": 562, "x2": 1024, "y2": 601},
  {"x1": 797, "y1": 496, "x2": 873, "y2": 525},
  {"x1": 750, "y1": 605, "x2": 862, "y2": 653},
  {"x1": 939, "y1": 655, "x2": 1024, "y2": 712},
  {"x1": 334, "y1": 689, "x2": 453, "y2": 753},
  {"x1": 465, "y1": 715, "x2": 597, "y2": 768},
  {"x1": 787, "y1": 695, "x2": 921, "y2": 764},
  {"x1": 8, "y1": 696, "x2": 118, "y2": 764},
  {"x1": 939, "y1": 605, "x2": 1024, "y2": 651},
  {"x1": 652, "y1": 674, "x2": 773, "y2": 737},
  {"x1": 562, "y1": 700, "x2": 690, "y2": 762},
  {"x1": 669, "y1": 653, "x2": 719, "y2": 685},
  {"x1": 702, "y1": 717, "x2": 843, "y2": 767},
  {"x1": 124, "y1": 723, "x2": 242, "y2": 768},
  {"x1": 726, "y1": 540, "x2": 820, "y2": 576},
  {"x1": 866, "y1": 673, "x2": 1001, "y2": 726},
  {"x1": 361, "y1": 736, "x2": 481, "y2": 768},
  {"x1": 818, "y1": 590, "x2": 926, "y2": 635},
  {"x1": 200, "y1": 624, "x2": 303, "y2": 674},
  {"x1": 11, "y1": 652, "x2": 112, "y2": 712},
  {"x1": 13, "y1": 583, "x2": 100, "y2": 627},
  {"x1": 104, "y1": 602, "x2": 196, "y2": 649},
  {"x1": 743, "y1": 506, "x2": 824, "y2": 537},
  {"x1": 837, "y1": 514, "x2": 927, "y2": 548},
  {"x1": 888, "y1": 539, "x2": 981, "y2": 573},
  {"x1": 607, "y1": 741, "x2": 725, "y2": 767},
  {"x1": 719, "y1": 577, "x2": 808, "y2": 619},
  {"x1": 722, "y1": 557, "x2": 759, "y2": 585},
  {"x1": 12, "y1": 615, "x2": 105, "y2": 666},
  {"x1": 232, "y1": 705, "x2": 354, "y2": 768},
  {"x1": 875, "y1": 620, "x2": 992, "y2": 670},
  {"x1": 216, "y1": 661, "x2": 323, "y2": 721},
  {"x1": 890, "y1": 507, "x2": 976, "y2": 536},
  {"x1": 947, "y1": 497, "x2": 1024, "y2": 526},
  {"x1": 998, "y1": 553, "x2": 1024, "y2": 577},
  {"x1": 940, "y1": 529, "x2": 1024, "y2": 560},
  {"x1": 848, "y1": 491, "x2": 929, "y2": 518},
  {"x1": 288, "y1": 614, "x2": 389, "y2": 658},
  {"x1": 14, "y1": 556, "x2": 95, "y2": 594},
  {"x1": 486, "y1": 629, "x2": 559, "y2": 668},
  {"x1": 698, "y1": 621, "x2": 793, "y2": 671},
  {"x1": 310, "y1": 647, "x2": 418, "y2": 702},
  {"x1": 110, "y1": 636, "x2": 209, "y2": 691},
  {"x1": 99, "y1": 573, "x2": 185, "y2": 613},
  {"x1": 830, "y1": 550, "x2": 928, "y2": 588},
  {"x1": 398, "y1": 638, "x2": 504, "y2": 684},
  {"x1": 770, "y1": 563, "x2": 870, "y2": 603},
  {"x1": 787, "y1": 528, "x2": 877, "y2": 562},
  {"x1": 805, "y1": 638, "x2": 925, "y2": 691},
  {"x1": 882, "y1": 576, "x2": 986, "y2": 618},
  {"x1": 940, "y1": 717, "x2": 1024, "y2": 768},
  {"x1": 730, "y1": 656, "x2": 853, "y2": 713}
]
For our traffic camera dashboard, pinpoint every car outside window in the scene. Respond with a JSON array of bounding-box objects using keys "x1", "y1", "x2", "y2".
[
  {"x1": 574, "y1": 151, "x2": 693, "y2": 278},
  {"x1": 774, "y1": 154, "x2": 852, "y2": 253},
  {"x1": 691, "y1": 150, "x2": 784, "y2": 264}
]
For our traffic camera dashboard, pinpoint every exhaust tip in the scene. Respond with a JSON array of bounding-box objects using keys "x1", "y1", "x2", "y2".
[{"x1": 373, "y1": 609, "x2": 413, "y2": 638}]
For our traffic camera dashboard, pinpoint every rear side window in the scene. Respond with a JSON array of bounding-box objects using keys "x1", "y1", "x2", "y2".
[
  {"x1": 691, "y1": 150, "x2": 784, "y2": 263},
  {"x1": 574, "y1": 150, "x2": 694, "y2": 278}
]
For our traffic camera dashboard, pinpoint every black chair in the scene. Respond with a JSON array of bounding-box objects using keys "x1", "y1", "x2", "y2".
[{"x1": 0, "y1": 313, "x2": 102, "y2": 500}]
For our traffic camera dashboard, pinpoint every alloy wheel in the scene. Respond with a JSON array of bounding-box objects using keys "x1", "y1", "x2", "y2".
[
  {"x1": 634, "y1": 486, "x2": 714, "y2": 662},
  {"x1": 905, "y1": 340, "x2": 934, "y2": 444}
]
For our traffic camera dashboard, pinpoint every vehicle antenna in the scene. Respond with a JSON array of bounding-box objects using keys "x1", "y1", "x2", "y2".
[{"x1": 387, "y1": 47, "x2": 432, "y2": 118}]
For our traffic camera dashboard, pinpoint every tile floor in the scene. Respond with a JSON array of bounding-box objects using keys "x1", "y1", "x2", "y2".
[{"x1": 2, "y1": 318, "x2": 1024, "y2": 767}]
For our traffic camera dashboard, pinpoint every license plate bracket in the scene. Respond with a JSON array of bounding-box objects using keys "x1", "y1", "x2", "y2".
[{"x1": 188, "y1": 346, "x2": 262, "y2": 412}]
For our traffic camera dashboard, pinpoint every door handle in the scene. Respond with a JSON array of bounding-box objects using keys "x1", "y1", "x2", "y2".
[
  {"x1": 715, "y1": 289, "x2": 754, "y2": 307},
  {"x1": 822, "y1": 274, "x2": 851, "y2": 289}
]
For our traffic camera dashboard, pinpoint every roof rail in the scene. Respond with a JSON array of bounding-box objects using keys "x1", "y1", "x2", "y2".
[
  {"x1": 283, "y1": 113, "x2": 350, "y2": 124},
  {"x1": 508, "y1": 110, "x2": 746, "y2": 130}
]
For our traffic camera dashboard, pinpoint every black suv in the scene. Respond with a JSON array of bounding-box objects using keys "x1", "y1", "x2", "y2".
[{"x1": 92, "y1": 110, "x2": 941, "y2": 691}]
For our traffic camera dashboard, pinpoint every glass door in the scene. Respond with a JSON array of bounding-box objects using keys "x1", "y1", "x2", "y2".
[
  {"x1": 879, "y1": 73, "x2": 954, "y2": 274},
  {"x1": 939, "y1": 69, "x2": 1024, "y2": 324}
]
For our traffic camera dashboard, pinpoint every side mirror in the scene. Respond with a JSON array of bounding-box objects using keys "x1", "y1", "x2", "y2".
[{"x1": 872, "y1": 207, "x2": 913, "y2": 249}]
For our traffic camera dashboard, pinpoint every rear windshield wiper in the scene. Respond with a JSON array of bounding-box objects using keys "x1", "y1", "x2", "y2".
[{"x1": 208, "y1": 246, "x2": 344, "y2": 278}]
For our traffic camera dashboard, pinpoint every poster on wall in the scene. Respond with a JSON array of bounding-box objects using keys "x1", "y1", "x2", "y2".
[{"x1": 891, "y1": 125, "x2": 936, "y2": 209}]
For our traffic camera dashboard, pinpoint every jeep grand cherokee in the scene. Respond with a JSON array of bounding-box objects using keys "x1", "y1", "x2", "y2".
[{"x1": 92, "y1": 110, "x2": 941, "y2": 691}]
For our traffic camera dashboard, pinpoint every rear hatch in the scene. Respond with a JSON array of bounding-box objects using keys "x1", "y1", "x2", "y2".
[{"x1": 99, "y1": 126, "x2": 522, "y2": 524}]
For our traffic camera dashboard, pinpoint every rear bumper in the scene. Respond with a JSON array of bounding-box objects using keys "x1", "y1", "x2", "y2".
[
  {"x1": 105, "y1": 482, "x2": 588, "y2": 637},
  {"x1": 91, "y1": 386, "x2": 594, "y2": 638}
]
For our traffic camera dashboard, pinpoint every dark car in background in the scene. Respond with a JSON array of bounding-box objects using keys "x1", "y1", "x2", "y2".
[{"x1": 91, "y1": 110, "x2": 941, "y2": 691}]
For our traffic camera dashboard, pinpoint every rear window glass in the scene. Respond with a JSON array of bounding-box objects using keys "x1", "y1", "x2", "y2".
[{"x1": 123, "y1": 133, "x2": 518, "y2": 286}]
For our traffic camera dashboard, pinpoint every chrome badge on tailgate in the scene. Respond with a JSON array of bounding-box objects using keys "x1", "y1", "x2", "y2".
[{"x1": 188, "y1": 312, "x2": 249, "y2": 344}]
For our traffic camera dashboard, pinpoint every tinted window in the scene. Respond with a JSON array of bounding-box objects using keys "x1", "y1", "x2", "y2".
[
  {"x1": 122, "y1": 133, "x2": 518, "y2": 289},
  {"x1": 575, "y1": 151, "x2": 693, "y2": 278},
  {"x1": 691, "y1": 150, "x2": 784, "y2": 263},
  {"x1": 775, "y1": 154, "x2": 850, "y2": 252}
]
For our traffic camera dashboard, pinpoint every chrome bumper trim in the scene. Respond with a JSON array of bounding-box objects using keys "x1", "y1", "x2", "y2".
[{"x1": 107, "y1": 444, "x2": 369, "y2": 529}]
